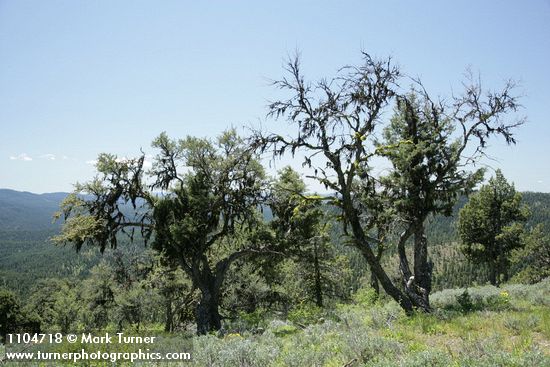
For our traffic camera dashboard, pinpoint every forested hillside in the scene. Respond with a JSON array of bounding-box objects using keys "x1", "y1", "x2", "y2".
[
  {"x1": 0, "y1": 190, "x2": 95, "y2": 294},
  {"x1": 1, "y1": 189, "x2": 549, "y2": 297}
]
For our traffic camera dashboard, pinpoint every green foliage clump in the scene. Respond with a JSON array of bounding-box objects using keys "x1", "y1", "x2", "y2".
[
  {"x1": 512, "y1": 225, "x2": 550, "y2": 284},
  {"x1": 352, "y1": 285, "x2": 380, "y2": 306},
  {"x1": 0, "y1": 287, "x2": 40, "y2": 342},
  {"x1": 453, "y1": 289, "x2": 484, "y2": 313},
  {"x1": 268, "y1": 320, "x2": 299, "y2": 337},
  {"x1": 287, "y1": 303, "x2": 323, "y2": 327},
  {"x1": 485, "y1": 290, "x2": 512, "y2": 311}
]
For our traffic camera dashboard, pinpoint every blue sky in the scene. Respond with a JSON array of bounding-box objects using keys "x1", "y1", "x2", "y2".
[{"x1": 1, "y1": 0, "x2": 549, "y2": 193}]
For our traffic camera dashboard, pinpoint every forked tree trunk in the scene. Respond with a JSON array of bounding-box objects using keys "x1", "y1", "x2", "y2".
[
  {"x1": 397, "y1": 224, "x2": 432, "y2": 313},
  {"x1": 340, "y1": 190, "x2": 415, "y2": 314},
  {"x1": 412, "y1": 223, "x2": 432, "y2": 311},
  {"x1": 358, "y1": 243, "x2": 414, "y2": 314}
]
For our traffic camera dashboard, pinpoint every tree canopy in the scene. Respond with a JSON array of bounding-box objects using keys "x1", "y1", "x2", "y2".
[{"x1": 458, "y1": 170, "x2": 529, "y2": 286}]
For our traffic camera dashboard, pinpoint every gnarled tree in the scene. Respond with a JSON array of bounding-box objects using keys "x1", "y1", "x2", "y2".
[
  {"x1": 253, "y1": 53, "x2": 523, "y2": 313},
  {"x1": 54, "y1": 130, "x2": 273, "y2": 334}
]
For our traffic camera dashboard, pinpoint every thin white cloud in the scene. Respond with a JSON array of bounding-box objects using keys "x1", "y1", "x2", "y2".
[
  {"x1": 9, "y1": 153, "x2": 32, "y2": 161},
  {"x1": 39, "y1": 153, "x2": 56, "y2": 160},
  {"x1": 86, "y1": 160, "x2": 98, "y2": 166}
]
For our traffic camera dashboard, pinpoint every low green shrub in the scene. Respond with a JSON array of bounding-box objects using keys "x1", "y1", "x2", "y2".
[
  {"x1": 286, "y1": 302, "x2": 323, "y2": 326},
  {"x1": 352, "y1": 286, "x2": 379, "y2": 306},
  {"x1": 485, "y1": 291, "x2": 512, "y2": 311},
  {"x1": 267, "y1": 320, "x2": 299, "y2": 337}
]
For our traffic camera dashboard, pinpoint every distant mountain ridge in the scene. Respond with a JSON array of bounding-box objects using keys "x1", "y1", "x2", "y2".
[{"x1": 0, "y1": 189, "x2": 68, "y2": 231}]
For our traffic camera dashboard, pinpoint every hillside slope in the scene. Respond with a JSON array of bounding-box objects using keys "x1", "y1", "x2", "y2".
[{"x1": 0, "y1": 189, "x2": 66, "y2": 231}]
